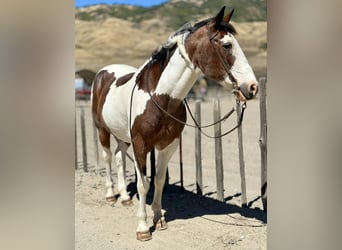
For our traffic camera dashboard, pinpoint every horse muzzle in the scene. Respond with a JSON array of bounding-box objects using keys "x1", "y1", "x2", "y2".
[{"x1": 236, "y1": 81, "x2": 258, "y2": 101}]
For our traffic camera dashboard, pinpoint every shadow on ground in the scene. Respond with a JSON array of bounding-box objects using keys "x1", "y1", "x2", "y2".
[{"x1": 126, "y1": 181, "x2": 267, "y2": 227}]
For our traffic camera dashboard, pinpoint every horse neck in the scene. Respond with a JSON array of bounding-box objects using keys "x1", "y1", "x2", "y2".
[{"x1": 155, "y1": 47, "x2": 201, "y2": 100}]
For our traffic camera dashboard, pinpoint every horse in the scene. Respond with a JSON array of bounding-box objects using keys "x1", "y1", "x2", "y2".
[{"x1": 91, "y1": 6, "x2": 258, "y2": 241}]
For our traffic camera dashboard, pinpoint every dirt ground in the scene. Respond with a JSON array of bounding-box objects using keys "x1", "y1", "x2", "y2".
[{"x1": 75, "y1": 88, "x2": 267, "y2": 249}]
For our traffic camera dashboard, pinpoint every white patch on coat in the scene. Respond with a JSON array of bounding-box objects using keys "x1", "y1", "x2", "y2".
[
  {"x1": 100, "y1": 64, "x2": 150, "y2": 143},
  {"x1": 219, "y1": 33, "x2": 258, "y2": 88},
  {"x1": 155, "y1": 47, "x2": 201, "y2": 100}
]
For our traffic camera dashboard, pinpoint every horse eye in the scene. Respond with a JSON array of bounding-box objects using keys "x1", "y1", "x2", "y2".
[{"x1": 222, "y1": 42, "x2": 232, "y2": 50}]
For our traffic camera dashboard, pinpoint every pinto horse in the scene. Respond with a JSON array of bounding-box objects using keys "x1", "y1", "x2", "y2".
[{"x1": 91, "y1": 6, "x2": 258, "y2": 241}]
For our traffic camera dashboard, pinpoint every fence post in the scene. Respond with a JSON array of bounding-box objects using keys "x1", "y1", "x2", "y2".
[
  {"x1": 80, "y1": 107, "x2": 88, "y2": 172},
  {"x1": 195, "y1": 100, "x2": 203, "y2": 195},
  {"x1": 214, "y1": 99, "x2": 224, "y2": 201},
  {"x1": 92, "y1": 122, "x2": 99, "y2": 174},
  {"x1": 75, "y1": 115, "x2": 78, "y2": 170},
  {"x1": 259, "y1": 77, "x2": 267, "y2": 211},
  {"x1": 236, "y1": 101, "x2": 247, "y2": 206}
]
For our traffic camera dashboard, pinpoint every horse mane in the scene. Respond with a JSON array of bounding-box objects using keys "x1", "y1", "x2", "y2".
[
  {"x1": 141, "y1": 19, "x2": 199, "y2": 67},
  {"x1": 135, "y1": 40, "x2": 177, "y2": 90},
  {"x1": 149, "y1": 15, "x2": 237, "y2": 66},
  {"x1": 136, "y1": 17, "x2": 237, "y2": 88},
  {"x1": 172, "y1": 17, "x2": 237, "y2": 37}
]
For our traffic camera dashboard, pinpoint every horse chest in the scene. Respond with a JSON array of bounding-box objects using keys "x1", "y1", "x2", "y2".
[{"x1": 131, "y1": 97, "x2": 186, "y2": 151}]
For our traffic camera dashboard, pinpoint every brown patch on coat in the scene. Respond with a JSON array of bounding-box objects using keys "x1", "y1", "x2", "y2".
[
  {"x1": 131, "y1": 94, "x2": 186, "y2": 175},
  {"x1": 98, "y1": 128, "x2": 111, "y2": 148},
  {"x1": 91, "y1": 70, "x2": 116, "y2": 147},
  {"x1": 116, "y1": 72, "x2": 134, "y2": 87},
  {"x1": 136, "y1": 45, "x2": 177, "y2": 93},
  {"x1": 185, "y1": 22, "x2": 235, "y2": 82}
]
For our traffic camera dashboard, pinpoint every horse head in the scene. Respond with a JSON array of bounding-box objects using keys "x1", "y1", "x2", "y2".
[{"x1": 184, "y1": 6, "x2": 259, "y2": 101}]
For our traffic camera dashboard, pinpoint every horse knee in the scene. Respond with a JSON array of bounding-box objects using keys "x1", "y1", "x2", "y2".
[{"x1": 137, "y1": 177, "x2": 149, "y2": 195}]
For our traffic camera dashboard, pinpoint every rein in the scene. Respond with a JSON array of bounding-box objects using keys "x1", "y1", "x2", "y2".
[
  {"x1": 184, "y1": 99, "x2": 246, "y2": 139},
  {"x1": 145, "y1": 67, "x2": 241, "y2": 131}
]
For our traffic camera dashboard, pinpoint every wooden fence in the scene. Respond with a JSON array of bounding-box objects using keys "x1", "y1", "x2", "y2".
[{"x1": 75, "y1": 77, "x2": 267, "y2": 210}]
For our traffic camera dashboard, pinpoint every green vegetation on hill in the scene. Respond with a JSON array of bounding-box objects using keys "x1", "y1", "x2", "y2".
[{"x1": 76, "y1": 0, "x2": 266, "y2": 30}]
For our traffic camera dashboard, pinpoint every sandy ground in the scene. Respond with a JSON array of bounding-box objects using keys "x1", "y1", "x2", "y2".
[{"x1": 75, "y1": 88, "x2": 267, "y2": 249}]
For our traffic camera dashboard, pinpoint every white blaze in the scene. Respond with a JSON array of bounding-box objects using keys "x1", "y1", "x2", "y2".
[{"x1": 220, "y1": 33, "x2": 257, "y2": 88}]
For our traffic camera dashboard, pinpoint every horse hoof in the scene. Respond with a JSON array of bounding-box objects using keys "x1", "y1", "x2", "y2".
[
  {"x1": 154, "y1": 219, "x2": 168, "y2": 231},
  {"x1": 105, "y1": 196, "x2": 117, "y2": 204},
  {"x1": 121, "y1": 199, "x2": 133, "y2": 207},
  {"x1": 136, "y1": 231, "x2": 152, "y2": 241}
]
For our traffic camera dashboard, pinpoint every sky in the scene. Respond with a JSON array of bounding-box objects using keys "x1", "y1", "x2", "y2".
[{"x1": 75, "y1": 0, "x2": 168, "y2": 8}]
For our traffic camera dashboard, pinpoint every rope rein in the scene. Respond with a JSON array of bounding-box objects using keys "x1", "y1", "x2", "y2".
[{"x1": 184, "y1": 99, "x2": 246, "y2": 139}]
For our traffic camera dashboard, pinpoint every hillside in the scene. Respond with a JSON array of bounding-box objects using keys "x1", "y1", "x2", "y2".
[
  {"x1": 76, "y1": 0, "x2": 266, "y2": 29},
  {"x1": 75, "y1": 0, "x2": 267, "y2": 78}
]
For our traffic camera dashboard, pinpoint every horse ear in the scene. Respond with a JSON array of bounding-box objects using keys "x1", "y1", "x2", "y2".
[
  {"x1": 213, "y1": 6, "x2": 226, "y2": 28},
  {"x1": 223, "y1": 8, "x2": 234, "y2": 23}
]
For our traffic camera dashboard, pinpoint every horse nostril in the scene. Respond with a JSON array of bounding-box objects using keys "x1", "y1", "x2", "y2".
[
  {"x1": 249, "y1": 83, "x2": 258, "y2": 95},
  {"x1": 239, "y1": 82, "x2": 258, "y2": 100}
]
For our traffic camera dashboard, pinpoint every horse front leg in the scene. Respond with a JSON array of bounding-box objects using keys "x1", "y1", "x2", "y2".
[
  {"x1": 132, "y1": 135, "x2": 151, "y2": 241},
  {"x1": 152, "y1": 139, "x2": 179, "y2": 231},
  {"x1": 135, "y1": 164, "x2": 151, "y2": 241}
]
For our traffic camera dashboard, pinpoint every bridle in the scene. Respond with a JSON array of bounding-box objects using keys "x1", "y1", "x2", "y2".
[
  {"x1": 207, "y1": 23, "x2": 243, "y2": 100},
  {"x1": 129, "y1": 23, "x2": 247, "y2": 139}
]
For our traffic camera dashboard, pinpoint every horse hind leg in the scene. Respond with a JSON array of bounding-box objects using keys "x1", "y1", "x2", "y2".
[
  {"x1": 98, "y1": 128, "x2": 116, "y2": 203},
  {"x1": 152, "y1": 139, "x2": 180, "y2": 231},
  {"x1": 114, "y1": 138, "x2": 133, "y2": 206}
]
